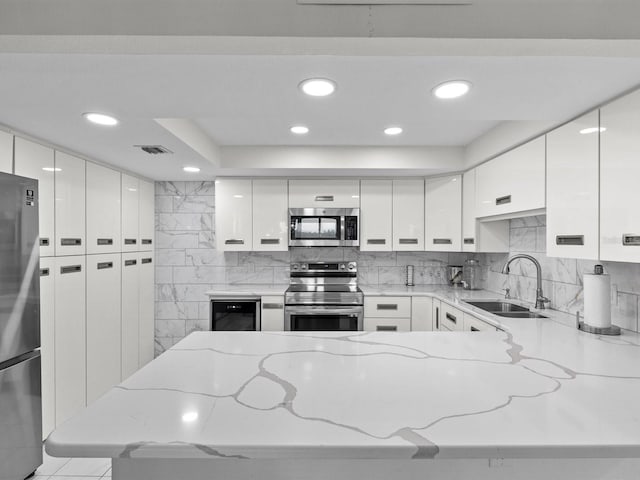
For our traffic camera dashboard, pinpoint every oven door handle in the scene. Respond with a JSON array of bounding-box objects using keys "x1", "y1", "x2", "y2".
[{"x1": 285, "y1": 306, "x2": 363, "y2": 316}]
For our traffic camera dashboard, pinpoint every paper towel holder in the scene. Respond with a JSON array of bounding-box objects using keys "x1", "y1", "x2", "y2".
[{"x1": 576, "y1": 312, "x2": 621, "y2": 336}]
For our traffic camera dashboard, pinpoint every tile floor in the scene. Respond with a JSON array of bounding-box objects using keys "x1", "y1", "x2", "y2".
[{"x1": 34, "y1": 447, "x2": 111, "y2": 480}]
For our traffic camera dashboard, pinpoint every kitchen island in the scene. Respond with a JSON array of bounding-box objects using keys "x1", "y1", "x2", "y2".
[{"x1": 46, "y1": 297, "x2": 640, "y2": 480}]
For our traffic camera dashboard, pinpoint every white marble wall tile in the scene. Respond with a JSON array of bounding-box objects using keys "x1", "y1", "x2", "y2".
[
  {"x1": 155, "y1": 266, "x2": 172, "y2": 284},
  {"x1": 155, "y1": 196, "x2": 173, "y2": 213},
  {"x1": 238, "y1": 251, "x2": 291, "y2": 267},
  {"x1": 185, "y1": 249, "x2": 237, "y2": 266},
  {"x1": 156, "y1": 249, "x2": 186, "y2": 266},
  {"x1": 290, "y1": 247, "x2": 343, "y2": 262},
  {"x1": 156, "y1": 181, "x2": 187, "y2": 196},
  {"x1": 173, "y1": 195, "x2": 215, "y2": 213},
  {"x1": 357, "y1": 267, "x2": 379, "y2": 286},
  {"x1": 536, "y1": 227, "x2": 547, "y2": 252},
  {"x1": 198, "y1": 302, "x2": 211, "y2": 321},
  {"x1": 611, "y1": 291, "x2": 639, "y2": 331},
  {"x1": 157, "y1": 284, "x2": 214, "y2": 302},
  {"x1": 396, "y1": 252, "x2": 449, "y2": 267},
  {"x1": 156, "y1": 231, "x2": 200, "y2": 249},
  {"x1": 510, "y1": 227, "x2": 537, "y2": 252},
  {"x1": 378, "y1": 266, "x2": 406, "y2": 285},
  {"x1": 553, "y1": 283, "x2": 583, "y2": 315},
  {"x1": 186, "y1": 319, "x2": 210, "y2": 335},
  {"x1": 226, "y1": 266, "x2": 274, "y2": 284},
  {"x1": 173, "y1": 266, "x2": 226, "y2": 284},
  {"x1": 157, "y1": 213, "x2": 212, "y2": 231},
  {"x1": 186, "y1": 181, "x2": 215, "y2": 196},
  {"x1": 155, "y1": 319, "x2": 187, "y2": 338},
  {"x1": 511, "y1": 215, "x2": 546, "y2": 228},
  {"x1": 198, "y1": 231, "x2": 216, "y2": 249},
  {"x1": 273, "y1": 267, "x2": 290, "y2": 284},
  {"x1": 347, "y1": 250, "x2": 397, "y2": 267},
  {"x1": 155, "y1": 301, "x2": 199, "y2": 320}
]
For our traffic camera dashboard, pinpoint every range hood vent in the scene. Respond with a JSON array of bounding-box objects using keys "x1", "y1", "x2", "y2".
[{"x1": 135, "y1": 145, "x2": 173, "y2": 155}]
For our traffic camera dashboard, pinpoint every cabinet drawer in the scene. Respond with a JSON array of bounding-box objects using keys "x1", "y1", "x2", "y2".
[
  {"x1": 440, "y1": 303, "x2": 464, "y2": 331},
  {"x1": 364, "y1": 296, "x2": 411, "y2": 318},
  {"x1": 364, "y1": 317, "x2": 411, "y2": 332},
  {"x1": 261, "y1": 295, "x2": 285, "y2": 331},
  {"x1": 463, "y1": 313, "x2": 494, "y2": 332}
]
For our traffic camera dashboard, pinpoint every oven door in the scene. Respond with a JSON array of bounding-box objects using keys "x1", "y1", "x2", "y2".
[
  {"x1": 285, "y1": 305, "x2": 363, "y2": 332},
  {"x1": 289, "y1": 214, "x2": 343, "y2": 247}
]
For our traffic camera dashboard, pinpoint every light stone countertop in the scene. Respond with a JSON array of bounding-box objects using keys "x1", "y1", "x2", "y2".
[{"x1": 46, "y1": 283, "x2": 640, "y2": 461}]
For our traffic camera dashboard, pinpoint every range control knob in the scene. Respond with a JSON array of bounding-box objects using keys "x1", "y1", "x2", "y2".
[
  {"x1": 301, "y1": 264, "x2": 308, "y2": 270},
  {"x1": 292, "y1": 264, "x2": 299, "y2": 270},
  {"x1": 348, "y1": 262, "x2": 356, "y2": 270},
  {"x1": 339, "y1": 264, "x2": 346, "y2": 270}
]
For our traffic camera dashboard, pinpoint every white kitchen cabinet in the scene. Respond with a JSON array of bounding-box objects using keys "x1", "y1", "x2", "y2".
[
  {"x1": 39, "y1": 258, "x2": 55, "y2": 439},
  {"x1": 432, "y1": 299, "x2": 442, "y2": 330},
  {"x1": 138, "y1": 179, "x2": 155, "y2": 251},
  {"x1": 440, "y1": 303, "x2": 464, "y2": 331},
  {"x1": 600, "y1": 90, "x2": 640, "y2": 262},
  {"x1": 288, "y1": 179, "x2": 360, "y2": 208},
  {"x1": 425, "y1": 174, "x2": 462, "y2": 252},
  {"x1": 86, "y1": 162, "x2": 121, "y2": 254},
  {"x1": 121, "y1": 174, "x2": 140, "y2": 252},
  {"x1": 261, "y1": 296, "x2": 285, "y2": 331},
  {"x1": 364, "y1": 296, "x2": 412, "y2": 318},
  {"x1": 86, "y1": 253, "x2": 122, "y2": 404},
  {"x1": 252, "y1": 179, "x2": 288, "y2": 251},
  {"x1": 364, "y1": 317, "x2": 411, "y2": 332},
  {"x1": 138, "y1": 252, "x2": 155, "y2": 367},
  {"x1": 476, "y1": 136, "x2": 546, "y2": 219},
  {"x1": 360, "y1": 180, "x2": 392, "y2": 251},
  {"x1": 462, "y1": 169, "x2": 509, "y2": 253},
  {"x1": 410, "y1": 296, "x2": 433, "y2": 331},
  {"x1": 463, "y1": 313, "x2": 496, "y2": 332},
  {"x1": 14, "y1": 138, "x2": 55, "y2": 257},
  {"x1": 54, "y1": 151, "x2": 86, "y2": 256},
  {"x1": 54, "y1": 255, "x2": 86, "y2": 426},
  {"x1": 547, "y1": 110, "x2": 600, "y2": 260},
  {"x1": 392, "y1": 179, "x2": 424, "y2": 251},
  {"x1": 215, "y1": 178, "x2": 253, "y2": 251},
  {"x1": 0, "y1": 130, "x2": 12, "y2": 173},
  {"x1": 121, "y1": 253, "x2": 140, "y2": 380}
]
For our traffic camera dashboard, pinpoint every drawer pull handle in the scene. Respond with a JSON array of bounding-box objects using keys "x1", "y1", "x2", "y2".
[
  {"x1": 60, "y1": 265, "x2": 82, "y2": 274},
  {"x1": 40, "y1": 238, "x2": 50, "y2": 246},
  {"x1": 376, "y1": 325, "x2": 398, "y2": 332},
  {"x1": 60, "y1": 238, "x2": 82, "y2": 246},
  {"x1": 367, "y1": 239, "x2": 386, "y2": 245},
  {"x1": 315, "y1": 195, "x2": 334, "y2": 202},
  {"x1": 470, "y1": 326, "x2": 480, "y2": 332},
  {"x1": 141, "y1": 258, "x2": 152, "y2": 264},
  {"x1": 496, "y1": 195, "x2": 512, "y2": 206},
  {"x1": 97, "y1": 261, "x2": 113, "y2": 270},
  {"x1": 556, "y1": 235, "x2": 584, "y2": 246},
  {"x1": 124, "y1": 238, "x2": 137, "y2": 245},
  {"x1": 225, "y1": 239, "x2": 245, "y2": 245},
  {"x1": 263, "y1": 303, "x2": 283, "y2": 309},
  {"x1": 435, "y1": 307, "x2": 439, "y2": 330},
  {"x1": 464, "y1": 238, "x2": 475, "y2": 245},
  {"x1": 40, "y1": 268, "x2": 50, "y2": 277},
  {"x1": 141, "y1": 239, "x2": 153, "y2": 245},
  {"x1": 260, "y1": 238, "x2": 280, "y2": 245},
  {"x1": 97, "y1": 238, "x2": 113, "y2": 246},
  {"x1": 377, "y1": 304, "x2": 398, "y2": 310},
  {"x1": 446, "y1": 312, "x2": 457, "y2": 324},
  {"x1": 623, "y1": 234, "x2": 640, "y2": 246},
  {"x1": 124, "y1": 259, "x2": 137, "y2": 266},
  {"x1": 433, "y1": 238, "x2": 452, "y2": 245},
  {"x1": 399, "y1": 238, "x2": 418, "y2": 245}
]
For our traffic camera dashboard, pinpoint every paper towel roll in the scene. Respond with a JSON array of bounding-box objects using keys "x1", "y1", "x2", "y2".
[{"x1": 583, "y1": 272, "x2": 611, "y2": 328}]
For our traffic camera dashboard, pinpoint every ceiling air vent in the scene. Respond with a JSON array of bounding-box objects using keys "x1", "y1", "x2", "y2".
[{"x1": 135, "y1": 145, "x2": 173, "y2": 155}]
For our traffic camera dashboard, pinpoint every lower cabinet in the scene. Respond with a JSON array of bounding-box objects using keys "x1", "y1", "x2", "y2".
[
  {"x1": 364, "y1": 296, "x2": 411, "y2": 331},
  {"x1": 121, "y1": 253, "x2": 140, "y2": 380},
  {"x1": 440, "y1": 303, "x2": 464, "y2": 331},
  {"x1": 261, "y1": 296, "x2": 285, "y2": 331},
  {"x1": 410, "y1": 296, "x2": 433, "y2": 331},
  {"x1": 86, "y1": 253, "x2": 122, "y2": 404},
  {"x1": 463, "y1": 313, "x2": 497, "y2": 332},
  {"x1": 39, "y1": 258, "x2": 55, "y2": 440},
  {"x1": 364, "y1": 317, "x2": 411, "y2": 332},
  {"x1": 138, "y1": 252, "x2": 155, "y2": 367}
]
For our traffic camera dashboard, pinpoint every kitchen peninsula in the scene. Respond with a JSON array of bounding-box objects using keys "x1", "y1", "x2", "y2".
[{"x1": 46, "y1": 290, "x2": 640, "y2": 480}]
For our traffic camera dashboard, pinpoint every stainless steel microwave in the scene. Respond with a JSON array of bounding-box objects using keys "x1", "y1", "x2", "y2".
[{"x1": 289, "y1": 208, "x2": 359, "y2": 247}]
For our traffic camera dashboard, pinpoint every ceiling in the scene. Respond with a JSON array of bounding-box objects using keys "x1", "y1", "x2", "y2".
[{"x1": 1, "y1": 53, "x2": 640, "y2": 179}]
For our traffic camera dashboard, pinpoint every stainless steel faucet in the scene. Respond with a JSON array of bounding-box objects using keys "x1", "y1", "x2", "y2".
[{"x1": 501, "y1": 254, "x2": 550, "y2": 309}]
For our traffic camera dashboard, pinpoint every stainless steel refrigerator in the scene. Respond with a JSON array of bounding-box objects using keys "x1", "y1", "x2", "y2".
[{"x1": 0, "y1": 171, "x2": 42, "y2": 479}]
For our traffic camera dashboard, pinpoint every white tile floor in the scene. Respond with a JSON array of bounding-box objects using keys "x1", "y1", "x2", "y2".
[{"x1": 35, "y1": 447, "x2": 111, "y2": 480}]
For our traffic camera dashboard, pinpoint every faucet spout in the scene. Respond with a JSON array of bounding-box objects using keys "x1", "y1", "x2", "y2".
[{"x1": 501, "y1": 254, "x2": 549, "y2": 310}]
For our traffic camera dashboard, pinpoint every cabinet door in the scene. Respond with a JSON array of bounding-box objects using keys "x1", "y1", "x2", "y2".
[
  {"x1": 14, "y1": 138, "x2": 55, "y2": 257},
  {"x1": 392, "y1": 179, "x2": 424, "y2": 251},
  {"x1": 441, "y1": 303, "x2": 464, "y2": 331},
  {"x1": 121, "y1": 253, "x2": 140, "y2": 380},
  {"x1": 432, "y1": 299, "x2": 443, "y2": 330},
  {"x1": 138, "y1": 252, "x2": 155, "y2": 367},
  {"x1": 463, "y1": 313, "x2": 494, "y2": 332},
  {"x1": 462, "y1": 169, "x2": 476, "y2": 252},
  {"x1": 364, "y1": 296, "x2": 412, "y2": 318},
  {"x1": 425, "y1": 174, "x2": 462, "y2": 252},
  {"x1": 121, "y1": 174, "x2": 140, "y2": 252},
  {"x1": 0, "y1": 130, "x2": 12, "y2": 173},
  {"x1": 39, "y1": 258, "x2": 55, "y2": 439},
  {"x1": 86, "y1": 253, "x2": 122, "y2": 404},
  {"x1": 364, "y1": 317, "x2": 411, "y2": 332},
  {"x1": 252, "y1": 179, "x2": 288, "y2": 251},
  {"x1": 261, "y1": 296, "x2": 284, "y2": 331},
  {"x1": 86, "y1": 163, "x2": 121, "y2": 254},
  {"x1": 54, "y1": 255, "x2": 86, "y2": 426},
  {"x1": 410, "y1": 296, "x2": 433, "y2": 331},
  {"x1": 288, "y1": 179, "x2": 360, "y2": 208},
  {"x1": 215, "y1": 178, "x2": 252, "y2": 251},
  {"x1": 601, "y1": 90, "x2": 640, "y2": 262},
  {"x1": 360, "y1": 180, "x2": 392, "y2": 251},
  {"x1": 547, "y1": 111, "x2": 599, "y2": 260},
  {"x1": 138, "y1": 179, "x2": 155, "y2": 251},
  {"x1": 55, "y1": 151, "x2": 86, "y2": 255}
]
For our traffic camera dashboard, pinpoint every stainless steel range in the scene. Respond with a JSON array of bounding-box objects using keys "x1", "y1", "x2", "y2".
[{"x1": 284, "y1": 261, "x2": 364, "y2": 331}]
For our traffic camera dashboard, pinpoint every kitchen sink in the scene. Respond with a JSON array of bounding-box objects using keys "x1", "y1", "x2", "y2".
[
  {"x1": 463, "y1": 301, "x2": 529, "y2": 313},
  {"x1": 492, "y1": 311, "x2": 548, "y2": 319}
]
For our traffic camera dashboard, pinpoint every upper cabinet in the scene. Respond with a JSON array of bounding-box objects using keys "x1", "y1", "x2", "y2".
[
  {"x1": 14, "y1": 138, "x2": 55, "y2": 257},
  {"x1": 252, "y1": 179, "x2": 288, "y2": 251},
  {"x1": 360, "y1": 180, "x2": 392, "y2": 251},
  {"x1": 547, "y1": 111, "x2": 600, "y2": 260},
  {"x1": 54, "y1": 151, "x2": 86, "y2": 256},
  {"x1": 392, "y1": 179, "x2": 424, "y2": 251},
  {"x1": 0, "y1": 130, "x2": 12, "y2": 173},
  {"x1": 138, "y1": 179, "x2": 155, "y2": 251},
  {"x1": 476, "y1": 136, "x2": 546, "y2": 218},
  {"x1": 600, "y1": 90, "x2": 640, "y2": 262},
  {"x1": 121, "y1": 174, "x2": 140, "y2": 252},
  {"x1": 86, "y1": 163, "x2": 121, "y2": 254},
  {"x1": 289, "y1": 179, "x2": 360, "y2": 208},
  {"x1": 425, "y1": 174, "x2": 462, "y2": 252},
  {"x1": 216, "y1": 178, "x2": 253, "y2": 251}
]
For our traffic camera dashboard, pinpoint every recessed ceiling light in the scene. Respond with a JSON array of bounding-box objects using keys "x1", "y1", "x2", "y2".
[
  {"x1": 83, "y1": 112, "x2": 119, "y2": 126},
  {"x1": 579, "y1": 127, "x2": 607, "y2": 135},
  {"x1": 42, "y1": 167, "x2": 62, "y2": 172},
  {"x1": 183, "y1": 166, "x2": 200, "y2": 173},
  {"x1": 299, "y1": 78, "x2": 336, "y2": 97},
  {"x1": 290, "y1": 125, "x2": 309, "y2": 135},
  {"x1": 384, "y1": 127, "x2": 403, "y2": 136},
  {"x1": 433, "y1": 80, "x2": 472, "y2": 99}
]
